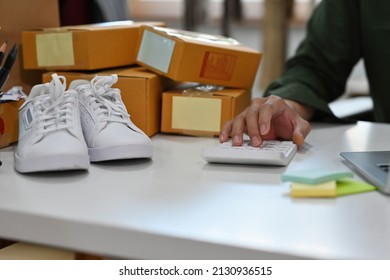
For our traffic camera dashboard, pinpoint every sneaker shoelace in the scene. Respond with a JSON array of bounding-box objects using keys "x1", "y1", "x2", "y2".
[
  {"x1": 33, "y1": 74, "x2": 77, "y2": 141},
  {"x1": 79, "y1": 75, "x2": 130, "y2": 131}
]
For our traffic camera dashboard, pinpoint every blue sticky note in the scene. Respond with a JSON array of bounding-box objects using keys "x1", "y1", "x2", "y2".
[{"x1": 281, "y1": 169, "x2": 354, "y2": 184}]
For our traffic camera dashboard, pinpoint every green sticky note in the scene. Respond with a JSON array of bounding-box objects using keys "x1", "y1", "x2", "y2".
[
  {"x1": 336, "y1": 178, "x2": 377, "y2": 196},
  {"x1": 281, "y1": 169, "x2": 353, "y2": 184}
]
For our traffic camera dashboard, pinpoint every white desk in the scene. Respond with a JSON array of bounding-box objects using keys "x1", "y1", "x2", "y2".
[{"x1": 0, "y1": 121, "x2": 390, "y2": 259}]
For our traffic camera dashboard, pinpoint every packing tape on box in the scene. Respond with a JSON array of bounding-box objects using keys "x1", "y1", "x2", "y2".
[{"x1": 181, "y1": 84, "x2": 224, "y2": 97}]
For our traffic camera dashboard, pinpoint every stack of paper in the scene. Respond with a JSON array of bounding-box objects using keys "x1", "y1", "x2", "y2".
[{"x1": 281, "y1": 169, "x2": 376, "y2": 198}]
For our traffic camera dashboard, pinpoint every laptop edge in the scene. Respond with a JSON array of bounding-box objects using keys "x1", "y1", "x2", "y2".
[{"x1": 340, "y1": 151, "x2": 390, "y2": 195}]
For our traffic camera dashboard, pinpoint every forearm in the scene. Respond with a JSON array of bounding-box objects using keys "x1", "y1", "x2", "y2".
[{"x1": 262, "y1": 0, "x2": 361, "y2": 122}]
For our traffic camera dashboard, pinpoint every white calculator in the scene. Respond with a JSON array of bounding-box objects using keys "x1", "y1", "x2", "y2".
[{"x1": 201, "y1": 139, "x2": 297, "y2": 166}]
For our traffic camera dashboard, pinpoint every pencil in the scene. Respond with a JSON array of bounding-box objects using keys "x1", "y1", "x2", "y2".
[
  {"x1": 0, "y1": 41, "x2": 6, "y2": 52},
  {"x1": 0, "y1": 41, "x2": 6, "y2": 65},
  {"x1": 0, "y1": 41, "x2": 7, "y2": 52},
  {"x1": 0, "y1": 44, "x2": 18, "y2": 90}
]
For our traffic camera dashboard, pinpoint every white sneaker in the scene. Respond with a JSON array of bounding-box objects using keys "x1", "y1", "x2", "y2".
[
  {"x1": 14, "y1": 74, "x2": 90, "y2": 173},
  {"x1": 69, "y1": 74, "x2": 153, "y2": 162}
]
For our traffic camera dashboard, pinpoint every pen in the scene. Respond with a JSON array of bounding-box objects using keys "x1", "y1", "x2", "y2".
[{"x1": 0, "y1": 43, "x2": 18, "y2": 91}]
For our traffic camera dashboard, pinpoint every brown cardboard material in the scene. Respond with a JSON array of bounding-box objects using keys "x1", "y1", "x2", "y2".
[
  {"x1": 23, "y1": 21, "x2": 164, "y2": 71},
  {"x1": 0, "y1": 100, "x2": 24, "y2": 148},
  {"x1": 43, "y1": 67, "x2": 172, "y2": 137},
  {"x1": 0, "y1": 0, "x2": 60, "y2": 94},
  {"x1": 161, "y1": 87, "x2": 250, "y2": 137},
  {"x1": 136, "y1": 25, "x2": 262, "y2": 89}
]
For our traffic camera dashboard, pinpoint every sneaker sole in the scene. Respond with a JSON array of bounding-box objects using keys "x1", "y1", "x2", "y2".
[
  {"x1": 89, "y1": 144, "x2": 153, "y2": 162},
  {"x1": 14, "y1": 153, "x2": 90, "y2": 173}
]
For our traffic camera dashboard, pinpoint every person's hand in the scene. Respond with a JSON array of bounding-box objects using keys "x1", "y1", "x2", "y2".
[{"x1": 219, "y1": 95, "x2": 312, "y2": 146}]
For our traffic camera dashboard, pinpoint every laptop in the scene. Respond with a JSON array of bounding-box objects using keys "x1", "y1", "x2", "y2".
[{"x1": 340, "y1": 151, "x2": 390, "y2": 195}]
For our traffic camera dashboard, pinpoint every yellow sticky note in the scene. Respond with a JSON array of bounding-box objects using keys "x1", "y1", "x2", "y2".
[
  {"x1": 36, "y1": 32, "x2": 75, "y2": 67},
  {"x1": 290, "y1": 178, "x2": 377, "y2": 198},
  {"x1": 291, "y1": 180, "x2": 337, "y2": 198},
  {"x1": 171, "y1": 96, "x2": 221, "y2": 132}
]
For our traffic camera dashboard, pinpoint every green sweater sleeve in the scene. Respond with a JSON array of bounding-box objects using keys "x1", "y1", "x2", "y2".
[{"x1": 264, "y1": 0, "x2": 362, "y2": 121}]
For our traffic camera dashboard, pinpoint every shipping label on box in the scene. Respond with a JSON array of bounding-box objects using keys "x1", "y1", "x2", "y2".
[
  {"x1": 171, "y1": 96, "x2": 222, "y2": 132},
  {"x1": 136, "y1": 26, "x2": 262, "y2": 89},
  {"x1": 35, "y1": 32, "x2": 75, "y2": 67},
  {"x1": 161, "y1": 87, "x2": 250, "y2": 136}
]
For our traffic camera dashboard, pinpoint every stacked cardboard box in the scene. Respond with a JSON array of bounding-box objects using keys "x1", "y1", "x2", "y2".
[
  {"x1": 22, "y1": 21, "x2": 165, "y2": 71},
  {"x1": 19, "y1": 23, "x2": 262, "y2": 139},
  {"x1": 161, "y1": 85, "x2": 250, "y2": 137},
  {"x1": 136, "y1": 25, "x2": 262, "y2": 90},
  {"x1": 136, "y1": 25, "x2": 262, "y2": 136}
]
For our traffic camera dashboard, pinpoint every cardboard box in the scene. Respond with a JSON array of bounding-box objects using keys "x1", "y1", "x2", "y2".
[
  {"x1": 136, "y1": 25, "x2": 262, "y2": 89},
  {"x1": 23, "y1": 21, "x2": 164, "y2": 71},
  {"x1": 0, "y1": 0, "x2": 60, "y2": 93},
  {"x1": 161, "y1": 86, "x2": 250, "y2": 136},
  {"x1": 0, "y1": 100, "x2": 24, "y2": 148},
  {"x1": 43, "y1": 67, "x2": 172, "y2": 137}
]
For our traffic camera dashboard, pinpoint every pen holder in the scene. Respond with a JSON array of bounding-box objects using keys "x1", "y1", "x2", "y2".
[{"x1": 0, "y1": 99, "x2": 23, "y2": 149}]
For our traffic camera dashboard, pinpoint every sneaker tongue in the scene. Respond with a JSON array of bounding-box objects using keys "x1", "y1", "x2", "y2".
[
  {"x1": 90, "y1": 75, "x2": 129, "y2": 125},
  {"x1": 102, "y1": 92, "x2": 116, "y2": 103},
  {"x1": 31, "y1": 74, "x2": 66, "y2": 110},
  {"x1": 28, "y1": 84, "x2": 50, "y2": 99},
  {"x1": 41, "y1": 85, "x2": 63, "y2": 111}
]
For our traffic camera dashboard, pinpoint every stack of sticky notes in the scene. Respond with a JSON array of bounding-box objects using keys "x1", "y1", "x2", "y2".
[{"x1": 281, "y1": 169, "x2": 377, "y2": 198}]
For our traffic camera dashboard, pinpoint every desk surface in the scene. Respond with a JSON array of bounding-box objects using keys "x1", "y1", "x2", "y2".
[{"x1": 0, "y1": 121, "x2": 390, "y2": 259}]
